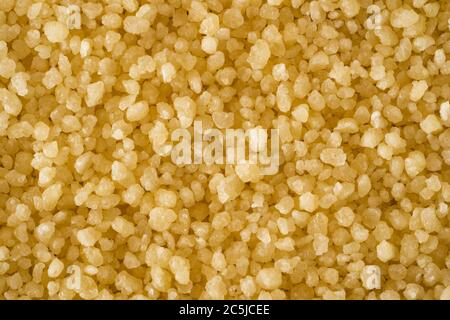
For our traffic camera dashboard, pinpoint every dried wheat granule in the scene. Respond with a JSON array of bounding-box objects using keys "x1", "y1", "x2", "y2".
[
  {"x1": 43, "y1": 21, "x2": 69, "y2": 43},
  {"x1": 160, "y1": 62, "x2": 176, "y2": 83},
  {"x1": 247, "y1": 39, "x2": 271, "y2": 70},
  {"x1": 256, "y1": 268, "x2": 282, "y2": 291},
  {"x1": 148, "y1": 207, "x2": 177, "y2": 232},
  {"x1": 77, "y1": 227, "x2": 102, "y2": 247}
]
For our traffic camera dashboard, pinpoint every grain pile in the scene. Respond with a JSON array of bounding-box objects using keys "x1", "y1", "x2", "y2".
[{"x1": 0, "y1": 0, "x2": 449, "y2": 300}]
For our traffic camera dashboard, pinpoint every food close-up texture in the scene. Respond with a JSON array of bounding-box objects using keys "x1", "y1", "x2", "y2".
[{"x1": 0, "y1": 0, "x2": 450, "y2": 300}]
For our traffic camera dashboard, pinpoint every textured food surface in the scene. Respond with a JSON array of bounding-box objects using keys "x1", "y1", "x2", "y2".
[{"x1": 0, "y1": 0, "x2": 450, "y2": 300}]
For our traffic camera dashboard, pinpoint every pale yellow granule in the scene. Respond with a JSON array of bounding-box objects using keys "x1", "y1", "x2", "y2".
[
  {"x1": 360, "y1": 128, "x2": 384, "y2": 148},
  {"x1": 299, "y1": 192, "x2": 319, "y2": 213},
  {"x1": 174, "y1": 96, "x2": 196, "y2": 128},
  {"x1": 313, "y1": 234, "x2": 329, "y2": 256},
  {"x1": 320, "y1": 148, "x2": 347, "y2": 167},
  {"x1": 0, "y1": 57, "x2": 16, "y2": 78},
  {"x1": 340, "y1": 0, "x2": 360, "y2": 18},
  {"x1": 234, "y1": 163, "x2": 261, "y2": 183},
  {"x1": 160, "y1": 62, "x2": 176, "y2": 83},
  {"x1": 201, "y1": 36, "x2": 218, "y2": 54},
  {"x1": 377, "y1": 240, "x2": 396, "y2": 262},
  {"x1": 410, "y1": 80, "x2": 428, "y2": 102},
  {"x1": 256, "y1": 268, "x2": 282, "y2": 290},
  {"x1": 390, "y1": 8, "x2": 420, "y2": 28},
  {"x1": 0, "y1": 88, "x2": 22, "y2": 116},
  {"x1": 420, "y1": 115, "x2": 442, "y2": 134},
  {"x1": 334, "y1": 207, "x2": 355, "y2": 227},
  {"x1": 222, "y1": 8, "x2": 244, "y2": 29},
  {"x1": 47, "y1": 258, "x2": 64, "y2": 278},
  {"x1": 216, "y1": 174, "x2": 244, "y2": 204},
  {"x1": 169, "y1": 256, "x2": 190, "y2": 285},
  {"x1": 149, "y1": 207, "x2": 177, "y2": 232},
  {"x1": 247, "y1": 39, "x2": 271, "y2": 70},
  {"x1": 44, "y1": 21, "x2": 69, "y2": 43},
  {"x1": 441, "y1": 287, "x2": 450, "y2": 300},
  {"x1": 205, "y1": 276, "x2": 227, "y2": 299},
  {"x1": 124, "y1": 16, "x2": 150, "y2": 35},
  {"x1": 126, "y1": 101, "x2": 149, "y2": 122},
  {"x1": 85, "y1": 81, "x2": 105, "y2": 107},
  {"x1": 77, "y1": 227, "x2": 101, "y2": 247},
  {"x1": 111, "y1": 216, "x2": 135, "y2": 238}
]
